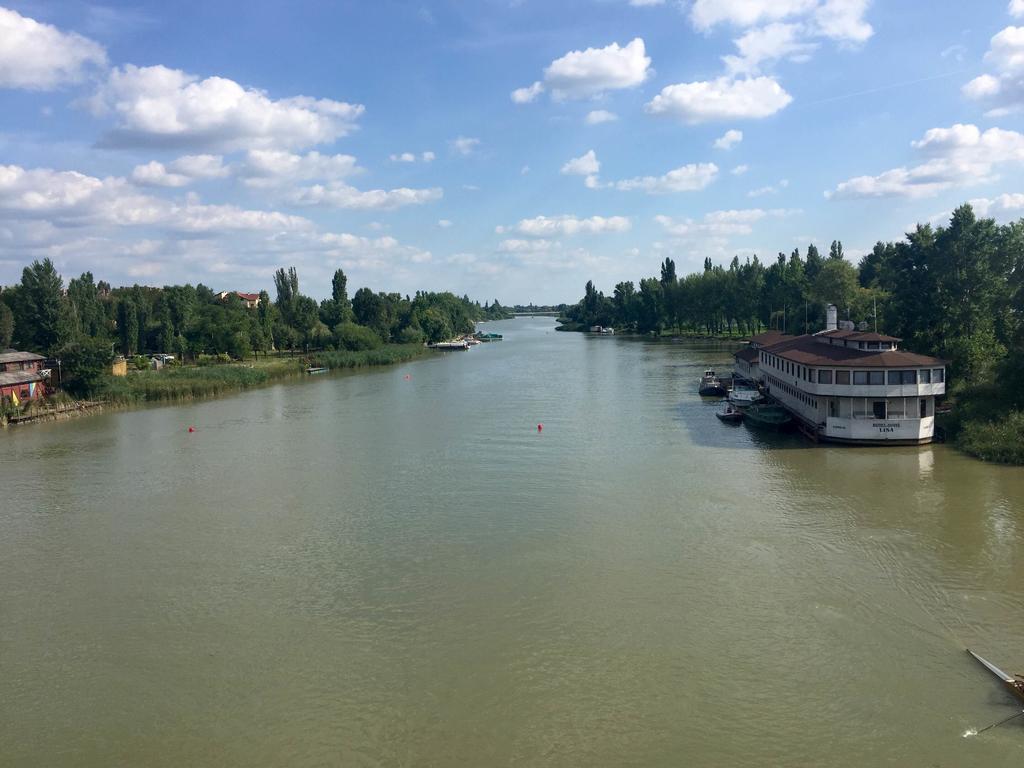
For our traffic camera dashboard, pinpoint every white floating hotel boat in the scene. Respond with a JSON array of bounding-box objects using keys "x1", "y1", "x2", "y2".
[{"x1": 733, "y1": 305, "x2": 946, "y2": 445}]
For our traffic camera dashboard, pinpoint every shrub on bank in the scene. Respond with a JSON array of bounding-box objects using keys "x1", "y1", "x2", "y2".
[
  {"x1": 956, "y1": 410, "x2": 1024, "y2": 465},
  {"x1": 335, "y1": 322, "x2": 383, "y2": 351},
  {"x1": 100, "y1": 362, "x2": 302, "y2": 404},
  {"x1": 312, "y1": 344, "x2": 425, "y2": 370}
]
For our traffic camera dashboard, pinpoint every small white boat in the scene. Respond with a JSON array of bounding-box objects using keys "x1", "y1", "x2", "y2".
[{"x1": 728, "y1": 387, "x2": 763, "y2": 406}]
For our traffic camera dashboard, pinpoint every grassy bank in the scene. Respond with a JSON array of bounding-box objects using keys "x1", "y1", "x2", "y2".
[
  {"x1": 311, "y1": 344, "x2": 427, "y2": 370},
  {"x1": 99, "y1": 344, "x2": 429, "y2": 406},
  {"x1": 956, "y1": 411, "x2": 1024, "y2": 464}
]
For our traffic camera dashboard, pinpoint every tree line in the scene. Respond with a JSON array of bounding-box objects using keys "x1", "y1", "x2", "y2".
[
  {"x1": 565, "y1": 204, "x2": 1023, "y2": 393},
  {"x1": 0, "y1": 262, "x2": 511, "y2": 394}
]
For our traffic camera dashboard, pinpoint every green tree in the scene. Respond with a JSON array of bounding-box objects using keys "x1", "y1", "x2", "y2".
[
  {"x1": 812, "y1": 259, "x2": 859, "y2": 318},
  {"x1": 829, "y1": 240, "x2": 844, "y2": 261},
  {"x1": 0, "y1": 299, "x2": 13, "y2": 348},
  {"x1": 117, "y1": 298, "x2": 138, "y2": 356},
  {"x1": 335, "y1": 322, "x2": 384, "y2": 350},
  {"x1": 57, "y1": 337, "x2": 113, "y2": 397},
  {"x1": 14, "y1": 258, "x2": 70, "y2": 353}
]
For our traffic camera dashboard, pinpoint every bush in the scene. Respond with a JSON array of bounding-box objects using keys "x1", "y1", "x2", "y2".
[
  {"x1": 312, "y1": 344, "x2": 426, "y2": 370},
  {"x1": 132, "y1": 355, "x2": 149, "y2": 371},
  {"x1": 58, "y1": 338, "x2": 114, "y2": 397},
  {"x1": 956, "y1": 410, "x2": 1024, "y2": 465},
  {"x1": 397, "y1": 326, "x2": 426, "y2": 345},
  {"x1": 335, "y1": 322, "x2": 382, "y2": 351}
]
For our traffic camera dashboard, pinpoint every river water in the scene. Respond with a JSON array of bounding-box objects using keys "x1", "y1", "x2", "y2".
[{"x1": 3, "y1": 317, "x2": 1024, "y2": 767}]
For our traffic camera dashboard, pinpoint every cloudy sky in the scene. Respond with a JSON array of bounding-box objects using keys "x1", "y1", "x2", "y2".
[{"x1": 1, "y1": 1, "x2": 1023, "y2": 303}]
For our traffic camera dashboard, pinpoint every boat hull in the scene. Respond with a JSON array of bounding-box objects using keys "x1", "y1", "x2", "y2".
[
  {"x1": 968, "y1": 649, "x2": 1024, "y2": 704},
  {"x1": 699, "y1": 385, "x2": 727, "y2": 397},
  {"x1": 744, "y1": 404, "x2": 792, "y2": 429}
]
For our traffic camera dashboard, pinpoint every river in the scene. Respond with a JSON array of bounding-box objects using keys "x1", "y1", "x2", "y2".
[{"x1": 3, "y1": 317, "x2": 1024, "y2": 767}]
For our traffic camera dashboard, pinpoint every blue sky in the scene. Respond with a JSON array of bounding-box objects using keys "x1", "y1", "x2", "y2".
[{"x1": 1, "y1": 0, "x2": 1023, "y2": 303}]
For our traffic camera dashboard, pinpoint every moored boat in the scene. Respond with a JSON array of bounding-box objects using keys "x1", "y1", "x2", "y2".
[
  {"x1": 743, "y1": 402, "x2": 793, "y2": 429},
  {"x1": 429, "y1": 340, "x2": 470, "y2": 350},
  {"x1": 715, "y1": 404, "x2": 744, "y2": 423},
  {"x1": 306, "y1": 366, "x2": 329, "y2": 375},
  {"x1": 474, "y1": 332, "x2": 503, "y2": 341},
  {"x1": 728, "y1": 386, "x2": 763, "y2": 407},
  {"x1": 968, "y1": 649, "x2": 1024, "y2": 704},
  {"x1": 698, "y1": 369, "x2": 727, "y2": 397}
]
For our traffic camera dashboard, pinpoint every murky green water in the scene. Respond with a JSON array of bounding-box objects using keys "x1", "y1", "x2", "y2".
[{"x1": 3, "y1": 317, "x2": 1024, "y2": 767}]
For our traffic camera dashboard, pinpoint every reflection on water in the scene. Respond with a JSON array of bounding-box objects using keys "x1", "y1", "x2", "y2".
[{"x1": 2, "y1": 317, "x2": 1024, "y2": 767}]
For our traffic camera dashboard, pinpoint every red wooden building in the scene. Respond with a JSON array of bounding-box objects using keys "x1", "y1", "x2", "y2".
[{"x1": 0, "y1": 350, "x2": 47, "y2": 406}]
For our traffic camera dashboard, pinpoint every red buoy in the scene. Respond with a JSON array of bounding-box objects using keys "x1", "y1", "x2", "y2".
[
  {"x1": 404, "y1": 374, "x2": 411, "y2": 380},
  {"x1": 188, "y1": 426, "x2": 195, "y2": 433},
  {"x1": 537, "y1": 423, "x2": 543, "y2": 432}
]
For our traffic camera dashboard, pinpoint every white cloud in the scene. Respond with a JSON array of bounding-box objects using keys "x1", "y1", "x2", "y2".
[
  {"x1": 171, "y1": 154, "x2": 230, "y2": 179},
  {"x1": 438, "y1": 219, "x2": 453, "y2": 228},
  {"x1": 286, "y1": 182, "x2": 443, "y2": 210},
  {"x1": 131, "y1": 161, "x2": 189, "y2": 188},
  {"x1": 655, "y1": 207, "x2": 798, "y2": 236},
  {"x1": 690, "y1": 0, "x2": 818, "y2": 31},
  {"x1": 748, "y1": 179, "x2": 789, "y2": 197},
  {"x1": 450, "y1": 136, "x2": 480, "y2": 156},
  {"x1": 629, "y1": 0, "x2": 664, "y2": 6},
  {"x1": 239, "y1": 150, "x2": 359, "y2": 188},
  {"x1": 88, "y1": 64, "x2": 364, "y2": 150},
  {"x1": 646, "y1": 76, "x2": 792, "y2": 122},
  {"x1": 723, "y1": 22, "x2": 818, "y2": 75},
  {"x1": 731, "y1": 164, "x2": 750, "y2": 175},
  {"x1": 131, "y1": 155, "x2": 230, "y2": 188},
  {"x1": 827, "y1": 123, "x2": 1024, "y2": 199},
  {"x1": 714, "y1": 129, "x2": 744, "y2": 149},
  {"x1": 966, "y1": 192, "x2": 1024, "y2": 217},
  {"x1": 539, "y1": 38, "x2": 651, "y2": 100},
  {"x1": 813, "y1": 0, "x2": 873, "y2": 43},
  {"x1": 507, "y1": 215, "x2": 631, "y2": 236},
  {"x1": 390, "y1": 150, "x2": 435, "y2": 163},
  {"x1": 0, "y1": 163, "x2": 313, "y2": 233},
  {"x1": 941, "y1": 44, "x2": 967, "y2": 63},
  {"x1": 614, "y1": 162, "x2": 719, "y2": 193},
  {"x1": 585, "y1": 109, "x2": 619, "y2": 125},
  {"x1": 0, "y1": 7, "x2": 107, "y2": 90},
  {"x1": 561, "y1": 150, "x2": 600, "y2": 176},
  {"x1": 498, "y1": 238, "x2": 558, "y2": 253},
  {"x1": 511, "y1": 81, "x2": 544, "y2": 103},
  {"x1": 963, "y1": 26, "x2": 1024, "y2": 115},
  {"x1": 1013, "y1": 0, "x2": 1024, "y2": 18}
]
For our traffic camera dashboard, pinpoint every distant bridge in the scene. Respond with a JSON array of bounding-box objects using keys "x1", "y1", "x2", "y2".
[{"x1": 512, "y1": 311, "x2": 561, "y2": 316}]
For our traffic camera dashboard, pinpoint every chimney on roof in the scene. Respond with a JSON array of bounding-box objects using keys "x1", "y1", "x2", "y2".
[{"x1": 826, "y1": 304, "x2": 838, "y2": 331}]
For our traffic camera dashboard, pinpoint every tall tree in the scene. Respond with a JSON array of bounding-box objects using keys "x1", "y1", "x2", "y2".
[
  {"x1": 829, "y1": 240, "x2": 844, "y2": 261},
  {"x1": 0, "y1": 299, "x2": 13, "y2": 348},
  {"x1": 14, "y1": 258, "x2": 70, "y2": 353}
]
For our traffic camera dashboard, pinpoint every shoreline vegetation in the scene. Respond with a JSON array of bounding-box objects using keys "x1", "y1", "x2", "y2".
[
  {"x1": 559, "y1": 203, "x2": 1024, "y2": 465},
  {"x1": 1, "y1": 261, "x2": 511, "y2": 426}
]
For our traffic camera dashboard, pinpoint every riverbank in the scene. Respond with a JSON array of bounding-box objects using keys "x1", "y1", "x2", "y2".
[
  {"x1": 555, "y1": 320, "x2": 755, "y2": 342},
  {"x1": 2, "y1": 344, "x2": 430, "y2": 427}
]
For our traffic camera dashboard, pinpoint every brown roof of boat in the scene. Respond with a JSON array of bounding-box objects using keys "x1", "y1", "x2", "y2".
[
  {"x1": 817, "y1": 329, "x2": 902, "y2": 342},
  {"x1": 747, "y1": 331, "x2": 791, "y2": 347},
  {"x1": 733, "y1": 348, "x2": 759, "y2": 363},
  {"x1": 762, "y1": 335, "x2": 943, "y2": 368}
]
